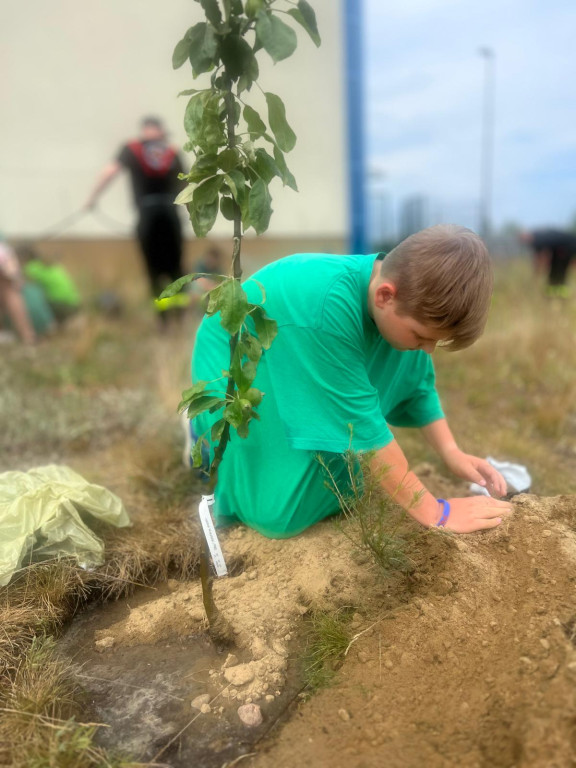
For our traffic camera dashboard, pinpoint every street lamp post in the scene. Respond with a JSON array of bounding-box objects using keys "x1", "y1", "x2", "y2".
[{"x1": 478, "y1": 47, "x2": 495, "y2": 242}]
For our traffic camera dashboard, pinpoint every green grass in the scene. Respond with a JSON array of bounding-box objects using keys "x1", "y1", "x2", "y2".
[
  {"x1": 320, "y1": 451, "x2": 420, "y2": 579},
  {"x1": 302, "y1": 610, "x2": 353, "y2": 691}
]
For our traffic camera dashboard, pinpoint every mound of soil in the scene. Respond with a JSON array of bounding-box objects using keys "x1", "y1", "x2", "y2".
[
  {"x1": 63, "y1": 491, "x2": 576, "y2": 767},
  {"x1": 250, "y1": 493, "x2": 576, "y2": 768}
]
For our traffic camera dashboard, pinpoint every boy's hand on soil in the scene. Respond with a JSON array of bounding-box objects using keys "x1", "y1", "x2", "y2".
[
  {"x1": 443, "y1": 497, "x2": 513, "y2": 533},
  {"x1": 443, "y1": 449, "x2": 507, "y2": 497}
]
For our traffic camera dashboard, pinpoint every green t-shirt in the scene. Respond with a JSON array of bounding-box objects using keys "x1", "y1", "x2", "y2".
[
  {"x1": 24, "y1": 261, "x2": 80, "y2": 306},
  {"x1": 192, "y1": 253, "x2": 444, "y2": 538}
]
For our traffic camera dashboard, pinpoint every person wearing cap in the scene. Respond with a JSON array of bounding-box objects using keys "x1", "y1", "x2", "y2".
[{"x1": 86, "y1": 117, "x2": 186, "y2": 317}]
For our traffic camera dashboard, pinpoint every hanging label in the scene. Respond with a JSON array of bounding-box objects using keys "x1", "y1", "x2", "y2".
[{"x1": 198, "y1": 494, "x2": 228, "y2": 578}]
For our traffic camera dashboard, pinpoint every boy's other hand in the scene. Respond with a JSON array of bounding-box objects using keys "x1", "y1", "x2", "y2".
[
  {"x1": 443, "y1": 449, "x2": 507, "y2": 497},
  {"x1": 444, "y1": 497, "x2": 513, "y2": 533}
]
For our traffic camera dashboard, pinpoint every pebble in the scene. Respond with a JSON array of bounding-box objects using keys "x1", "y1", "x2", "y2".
[
  {"x1": 224, "y1": 664, "x2": 255, "y2": 686},
  {"x1": 384, "y1": 659, "x2": 394, "y2": 670},
  {"x1": 222, "y1": 653, "x2": 239, "y2": 669},
  {"x1": 191, "y1": 694, "x2": 211, "y2": 710},
  {"x1": 200, "y1": 703, "x2": 211, "y2": 714},
  {"x1": 338, "y1": 708, "x2": 351, "y2": 722},
  {"x1": 246, "y1": 570, "x2": 258, "y2": 581},
  {"x1": 238, "y1": 703, "x2": 263, "y2": 727},
  {"x1": 265, "y1": 694, "x2": 275, "y2": 703},
  {"x1": 540, "y1": 638, "x2": 550, "y2": 651},
  {"x1": 94, "y1": 636, "x2": 115, "y2": 652},
  {"x1": 272, "y1": 639, "x2": 288, "y2": 657},
  {"x1": 542, "y1": 530, "x2": 552, "y2": 537},
  {"x1": 507, "y1": 544, "x2": 516, "y2": 553}
]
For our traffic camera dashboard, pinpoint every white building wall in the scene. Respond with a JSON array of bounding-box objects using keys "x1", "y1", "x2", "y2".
[{"x1": 0, "y1": 0, "x2": 347, "y2": 240}]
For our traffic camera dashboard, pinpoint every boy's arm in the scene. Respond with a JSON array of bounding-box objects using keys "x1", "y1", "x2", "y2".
[
  {"x1": 420, "y1": 418, "x2": 507, "y2": 497},
  {"x1": 370, "y1": 436, "x2": 512, "y2": 533}
]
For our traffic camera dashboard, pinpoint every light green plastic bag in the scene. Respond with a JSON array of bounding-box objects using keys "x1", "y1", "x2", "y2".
[{"x1": 0, "y1": 465, "x2": 130, "y2": 586}]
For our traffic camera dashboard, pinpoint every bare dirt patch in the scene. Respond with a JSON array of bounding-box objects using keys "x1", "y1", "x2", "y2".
[{"x1": 249, "y1": 493, "x2": 576, "y2": 768}]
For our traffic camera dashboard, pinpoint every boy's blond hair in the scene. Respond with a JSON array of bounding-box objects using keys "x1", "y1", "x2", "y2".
[{"x1": 380, "y1": 224, "x2": 493, "y2": 350}]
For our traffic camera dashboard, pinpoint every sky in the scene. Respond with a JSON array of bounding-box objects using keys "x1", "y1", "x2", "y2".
[{"x1": 364, "y1": 0, "x2": 576, "y2": 236}]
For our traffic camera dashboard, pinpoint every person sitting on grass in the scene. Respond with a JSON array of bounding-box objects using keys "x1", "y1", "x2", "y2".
[
  {"x1": 190, "y1": 224, "x2": 513, "y2": 538},
  {"x1": 16, "y1": 244, "x2": 82, "y2": 324}
]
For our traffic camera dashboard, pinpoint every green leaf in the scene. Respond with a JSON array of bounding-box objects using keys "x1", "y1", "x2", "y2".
[
  {"x1": 188, "y1": 22, "x2": 219, "y2": 76},
  {"x1": 223, "y1": 398, "x2": 244, "y2": 429},
  {"x1": 223, "y1": 0, "x2": 243, "y2": 19},
  {"x1": 238, "y1": 331, "x2": 262, "y2": 362},
  {"x1": 243, "y1": 105, "x2": 267, "y2": 138},
  {"x1": 265, "y1": 92, "x2": 296, "y2": 152},
  {"x1": 185, "y1": 395, "x2": 226, "y2": 420},
  {"x1": 174, "y1": 184, "x2": 196, "y2": 205},
  {"x1": 224, "y1": 170, "x2": 246, "y2": 204},
  {"x1": 220, "y1": 35, "x2": 257, "y2": 81},
  {"x1": 220, "y1": 196, "x2": 237, "y2": 220},
  {"x1": 248, "y1": 179, "x2": 272, "y2": 235},
  {"x1": 205, "y1": 283, "x2": 224, "y2": 315},
  {"x1": 190, "y1": 432, "x2": 205, "y2": 467},
  {"x1": 180, "y1": 380, "x2": 209, "y2": 402},
  {"x1": 185, "y1": 93, "x2": 226, "y2": 152},
  {"x1": 199, "y1": 0, "x2": 222, "y2": 28},
  {"x1": 252, "y1": 148, "x2": 280, "y2": 184},
  {"x1": 187, "y1": 153, "x2": 219, "y2": 183},
  {"x1": 250, "y1": 305, "x2": 278, "y2": 348},
  {"x1": 287, "y1": 1, "x2": 321, "y2": 47},
  {"x1": 273, "y1": 145, "x2": 298, "y2": 191},
  {"x1": 230, "y1": 343, "x2": 258, "y2": 390},
  {"x1": 211, "y1": 418, "x2": 226, "y2": 443},
  {"x1": 160, "y1": 273, "x2": 203, "y2": 298},
  {"x1": 177, "y1": 88, "x2": 204, "y2": 97},
  {"x1": 245, "y1": 0, "x2": 265, "y2": 19},
  {"x1": 184, "y1": 92, "x2": 211, "y2": 142},
  {"x1": 173, "y1": 34, "x2": 191, "y2": 69},
  {"x1": 187, "y1": 198, "x2": 219, "y2": 238},
  {"x1": 217, "y1": 148, "x2": 239, "y2": 172},
  {"x1": 255, "y1": 11, "x2": 298, "y2": 63},
  {"x1": 218, "y1": 278, "x2": 250, "y2": 334},
  {"x1": 193, "y1": 175, "x2": 223, "y2": 205}
]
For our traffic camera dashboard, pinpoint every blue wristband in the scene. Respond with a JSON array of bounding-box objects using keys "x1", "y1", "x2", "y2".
[{"x1": 436, "y1": 498, "x2": 450, "y2": 528}]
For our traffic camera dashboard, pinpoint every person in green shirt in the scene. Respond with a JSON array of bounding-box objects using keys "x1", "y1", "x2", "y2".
[
  {"x1": 18, "y1": 245, "x2": 81, "y2": 323},
  {"x1": 191, "y1": 225, "x2": 513, "y2": 538}
]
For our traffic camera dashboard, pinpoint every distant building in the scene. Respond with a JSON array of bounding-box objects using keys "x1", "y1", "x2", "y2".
[{"x1": 400, "y1": 195, "x2": 430, "y2": 239}]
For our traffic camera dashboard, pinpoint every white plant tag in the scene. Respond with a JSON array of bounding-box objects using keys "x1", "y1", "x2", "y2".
[{"x1": 198, "y1": 494, "x2": 228, "y2": 577}]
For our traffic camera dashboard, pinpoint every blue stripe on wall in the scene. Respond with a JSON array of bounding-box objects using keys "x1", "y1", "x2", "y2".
[{"x1": 343, "y1": 0, "x2": 367, "y2": 254}]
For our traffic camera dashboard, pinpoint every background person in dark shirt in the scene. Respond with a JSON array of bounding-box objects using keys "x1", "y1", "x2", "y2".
[
  {"x1": 86, "y1": 117, "x2": 185, "y2": 307},
  {"x1": 520, "y1": 228, "x2": 576, "y2": 297}
]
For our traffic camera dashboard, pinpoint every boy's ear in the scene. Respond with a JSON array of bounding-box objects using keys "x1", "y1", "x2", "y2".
[{"x1": 374, "y1": 281, "x2": 397, "y2": 308}]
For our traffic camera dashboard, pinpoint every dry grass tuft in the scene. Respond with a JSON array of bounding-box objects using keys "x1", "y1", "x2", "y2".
[{"x1": 0, "y1": 637, "x2": 146, "y2": 768}]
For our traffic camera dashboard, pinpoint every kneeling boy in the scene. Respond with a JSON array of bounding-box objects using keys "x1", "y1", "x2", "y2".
[{"x1": 192, "y1": 225, "x2": 513, "y2": 537}]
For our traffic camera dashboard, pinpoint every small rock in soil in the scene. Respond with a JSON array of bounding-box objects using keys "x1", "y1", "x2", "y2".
[
  {"x1": 94, "y1": 636, "x2": 115, "y2": 652},
  {"x1": 338, "y1": 708, "x2": 351, "y2": 722},
  {"x1": 224, "y1": 663, "x2": 255, "y2": 686},
  {"x1": 222, "y1": 653, "x2": 239, "y2": 669},
  {"x1": 238, "y1": 703, "x2": 263, "y2": 727},
  {"x1": 191, "y1": 694, "x2": 211, "y2": 710}
]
